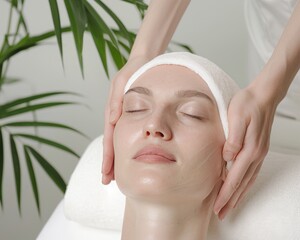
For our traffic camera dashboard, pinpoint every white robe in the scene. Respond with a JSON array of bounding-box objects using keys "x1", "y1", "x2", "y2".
[{"x1": 245, "y1": 0, "x2": 300, "y2": 119}]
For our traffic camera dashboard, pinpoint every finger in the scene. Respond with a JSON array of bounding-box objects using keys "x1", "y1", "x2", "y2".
[
  {"x1": 217, "y1": 202, "x2": 230, "y2": 221},
  {"x1": 233, "y1": 175, "x2": 255, "y2": 208},
  {"x1": 102, "y1": 106, "x2": 115, "y2": 185},
  {"x1": 215, "y1": 111, "x2": 261, "y2": 214},
  {"x1": 226, "y1": 161, "x2": 258, "y2": 207},
  {"x1": 214, "y1": 146, "x2": 252, "y2": 215},
  {"x1": 102, "y1": 160, "x2": 115, "y2": 185},
  {"x1": 223, "y1": 116, "x2": 248, "y2": 162},
  {"x1": 102, "y1": 122, "x2": 115, "y2": 173},
  {"x1": 217, "y1": 160, "x2": 260, "y2": 219},
  {"x1": 102, "y1": 94, "x2": 115, "y2": 174},
  {"x1": 233, "y1": 161, "x2": 263, "y2": 208},
  {"x1": 102, "y1": 75, "x2": 125, "y2": 179}
]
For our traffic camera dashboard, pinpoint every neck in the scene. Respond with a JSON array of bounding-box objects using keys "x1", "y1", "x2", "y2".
[{"x1": 121, "y1": 194, "x2": 215, "y2": 240}]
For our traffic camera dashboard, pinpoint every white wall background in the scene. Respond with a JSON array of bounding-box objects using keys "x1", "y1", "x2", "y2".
[{"x1": 0, "y1": 0, "x2": 249, "y2": 239}]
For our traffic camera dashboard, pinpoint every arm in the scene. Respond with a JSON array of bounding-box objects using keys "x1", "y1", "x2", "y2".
[
  {"x1": 102, "y1": 0, "x2": 191, "y2": 184},
  {"x1": 214, "y1": 1, "x2": 300, "y2": 219},
  {"x1": 250, "y1": 0, "x2": 300, "y2": 103},
  {"x1": 128, "y1": 0, "x2": 191, "y2": 61}
]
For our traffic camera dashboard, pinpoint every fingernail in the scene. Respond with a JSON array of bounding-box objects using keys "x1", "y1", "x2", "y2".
[
  {"x1": 102, "y1": 175, "x2": 108, "y2": 185},
  {"x1": 214, "y1": 206, "x2": 221, "y2": 215},
  {"x1": 109, "y1": 110, "x2": 117, "y2": 123},
  {"x1": 220, "y1": 213, "x2": 225, "y2": 221},
  {"x1": 224, "y1": 151, "x2": 234, "y2": 162}
]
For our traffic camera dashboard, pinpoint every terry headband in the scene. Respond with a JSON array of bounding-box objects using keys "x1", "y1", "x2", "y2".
[{"x1": 124, "y1": 52, "x2": 240, "y2": 139}]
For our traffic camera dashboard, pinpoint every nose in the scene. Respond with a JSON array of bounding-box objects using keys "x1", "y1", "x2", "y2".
[{"x1": 143, "y1": 111, "x2": 172, "y2": 140}]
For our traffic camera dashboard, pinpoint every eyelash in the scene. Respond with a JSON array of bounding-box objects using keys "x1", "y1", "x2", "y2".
[
  {"x1": 125, "y1": 109, "x2": 147, "y2": 113},
  {"x1": 125, "y1": 110, "x2": 203, "y2": 120},
  {"x1": 181, "y1": 112, "x2": 203, "y2": 120}
]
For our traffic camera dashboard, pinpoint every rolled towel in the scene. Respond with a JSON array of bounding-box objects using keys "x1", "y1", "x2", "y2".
[{"x1": 64, "y1": 135, "x2": 125, "y2": 231}]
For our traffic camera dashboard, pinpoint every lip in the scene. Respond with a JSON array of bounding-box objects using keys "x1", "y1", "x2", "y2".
[{"x1": 133, "y1": 145, "x2": 176, "y2": 164}]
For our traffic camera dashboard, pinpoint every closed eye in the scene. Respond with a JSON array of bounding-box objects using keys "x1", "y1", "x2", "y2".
[
  {"x1": 181, "y1": 112, "x2": 203, "y2": 120},
  {"x1": 125, "y1": 109, "x2": 148, "y2": 113}
]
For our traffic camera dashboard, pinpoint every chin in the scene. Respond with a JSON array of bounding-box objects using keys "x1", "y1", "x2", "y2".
[{"x1": 116, "y1": 167, "x2": 178, "y2": 201}]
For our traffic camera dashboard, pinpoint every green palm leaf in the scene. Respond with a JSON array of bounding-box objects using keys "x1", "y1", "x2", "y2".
[
  {"x1": 86, "y1": 10, "x2": 109, "y2": 77},
  {"x1": 13, "y1": 134, "x2": 80, "y2": 158},
  {"x1": 94, "y1": 0, "x2": 134, "y2": 47},
  {"x1": 0, "y1": 27, "x2": 72, "y2": 65},
  {"x1": 1, "y1": 77, "x2": 21, "y2": 85},
  {"x1": 6, "y1": 0, "x2": 27, "y2": 36},
  {"x1": 0, "y1": 91, "x2": 82, "y2": 111},
  {"x1": 24, "y1": 145, "x2": 40, "y2": 215},
  {"x1": 0, "y1": 64, "x2": 3, "y2": 82},
  {"x1": 64, "y1": 0, "x2": 87, "y2": 77},
  {"x1": 49, "y1": 0, "x2": 64, "y2": 63},
  {"x1": 9, "y1": 134, "x2": 21, "y2": 214},
  {"x1": 117, "y1": 40, "x2": 131, "y2": 55},
  {"x1": 25, "y1": 146, "x2": 66, "y2": 193},
  {"x1": 106, "y1": 40, "x2": 126, "y2": 70},
  {"x1": 3, "y1": 121, "x2": 89, "y2": 139},
  {"x1": 122, "y1": 0, "x2": 148, "y2": 18},
  {"x1": 0, "y1": 102, "x2": 79, "y2": 119},
  {"x1": 83, "y1": 1, "x2": 119, "y2": 50},
  {"x1": 122, "y1": 0, "x2": 148, "y2": 9},
  {"x1": 11, "y1": 0, "x2": 19, "y2": 7},
  {"x1": 13, "y1": 3, "x2": 28, "y2": 42}
]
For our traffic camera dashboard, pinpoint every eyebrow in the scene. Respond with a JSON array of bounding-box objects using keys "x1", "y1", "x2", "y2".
[
  {"x1": 126, "y1": 87, "x2": 152, "y2": 96},
  {"x1": 125, "y1": 86, "x2": 214, "y2": 103},
  {"x1": 176, "y1": 89, "x2": 213, "y2": 103}
]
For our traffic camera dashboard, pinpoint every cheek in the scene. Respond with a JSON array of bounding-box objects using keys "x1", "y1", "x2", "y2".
[
  {"x1": 114, "y1": 118, "x2": 149, "y2": 194},
  {"x1": 113, "y1": 116, "x2": 141, "y2": 154},
  {"x1": 113, "y1": 118, "x2": 133, "y2": 186},
  {"x1": 174, "y1": 125, "x2": 224, "y2": 200}
]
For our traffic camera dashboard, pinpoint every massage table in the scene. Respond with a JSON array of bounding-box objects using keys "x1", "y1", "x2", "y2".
[{"x1": 37, "y1": 114, "x2": 300, "y2": 240}]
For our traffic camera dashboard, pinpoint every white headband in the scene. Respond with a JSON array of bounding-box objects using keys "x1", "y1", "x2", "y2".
[{"x1": 124, "y1": 52, "x2": 240, "y2": 139}]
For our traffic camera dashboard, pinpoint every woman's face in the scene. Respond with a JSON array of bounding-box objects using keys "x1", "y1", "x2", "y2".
[{"x1": 114, "y1": 65, "x2": 225, "y2": 204}]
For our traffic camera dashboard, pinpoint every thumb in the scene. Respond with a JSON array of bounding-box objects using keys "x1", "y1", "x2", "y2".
[{"x1": 223, "y1": 117, "x2": 247, "y2": 162}]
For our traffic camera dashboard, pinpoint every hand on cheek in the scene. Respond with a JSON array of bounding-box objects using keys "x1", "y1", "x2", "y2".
[{"x1": 213, "y1": 88, "x2": 275, "y2": 220}]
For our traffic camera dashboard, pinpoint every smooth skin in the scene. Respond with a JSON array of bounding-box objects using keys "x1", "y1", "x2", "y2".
[
  {"x1": 102, "y1": 0, "x2": 300, "y2": 220},
  {"x1": 114, "y1": 65, "x2": 227, "y2": 240}
]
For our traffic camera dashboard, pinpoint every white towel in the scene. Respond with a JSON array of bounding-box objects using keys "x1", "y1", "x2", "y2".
[
  {"x1": 64, "y1": 135, "x2": 300, "y2": 239},
  {"x1": 64, "y1": 135, "x2": 125, "y2": 231},
  {"x1": 124, "y1": 52, "x2": 240, "y2": 139}
]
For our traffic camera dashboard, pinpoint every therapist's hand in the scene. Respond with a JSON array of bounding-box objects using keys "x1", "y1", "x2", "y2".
[
  {"x1": 213, "y1": 84, "x2": 278, "y2": 220},
  {"x1": 102, "y1": 55, "x2": 151, "y2": 185}
]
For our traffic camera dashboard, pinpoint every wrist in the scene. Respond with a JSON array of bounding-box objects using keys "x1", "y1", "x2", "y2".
[
  {"x1": 248, "y1": 60, "x2": 291, "y2": 106},
  {"x1": 128, "y1": 50, "x2": 156, "y2": 63}
]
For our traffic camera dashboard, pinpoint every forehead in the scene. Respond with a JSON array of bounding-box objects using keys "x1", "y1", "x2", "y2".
[{"x1": 130, "y1": 65, "x2": 215, "y2": 100}]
